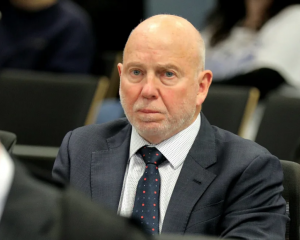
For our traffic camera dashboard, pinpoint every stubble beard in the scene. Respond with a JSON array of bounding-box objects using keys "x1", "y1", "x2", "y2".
[{"x1": 120, "y1": 94, "x2": 196, "y2": 142}]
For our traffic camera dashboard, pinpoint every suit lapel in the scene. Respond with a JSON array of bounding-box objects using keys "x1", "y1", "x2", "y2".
[
  {"x1": 162, "y1": 113, "x2": 217, "y2": 233},
  {"x1": 91, "y1": 124, "x2": 132, "y2": 212}
]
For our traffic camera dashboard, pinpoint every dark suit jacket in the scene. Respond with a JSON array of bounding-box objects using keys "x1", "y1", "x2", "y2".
[
  {"x1": 53, "y1": 113, "x2": 288, "y2": 239},
  {"x1": 0, "y1": 161, "x2": 151, "y2": 240}
]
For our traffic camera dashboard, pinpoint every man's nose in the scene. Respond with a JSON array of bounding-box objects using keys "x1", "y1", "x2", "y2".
[{"x1": 141, "y1": 74, "x2": 159, "y2": 99}]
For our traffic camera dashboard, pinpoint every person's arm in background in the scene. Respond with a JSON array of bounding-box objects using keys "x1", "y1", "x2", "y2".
[
  {"x1": 211, "y1": 6, "x2": 300, "y2": 99},
  {"x1": 37, "y1": 1, "x2": 95, "y2": 74},
  {"x1": 213, "y1": 68, "x2": 285, "y2": 99}
]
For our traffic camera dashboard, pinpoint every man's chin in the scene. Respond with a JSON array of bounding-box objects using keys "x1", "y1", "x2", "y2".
[
  {"x1": 136, "y1": 121, "x2": 162, "y2": 129},
  {"x1": 136, "y1": 125, "x2": 168, "y2": 143},
  {"x1": 134, "y1": 114, "x2": 165, "y2": 123},
  {"x1": 135, "y1": 121, "x2": 166, "y2": 134}
]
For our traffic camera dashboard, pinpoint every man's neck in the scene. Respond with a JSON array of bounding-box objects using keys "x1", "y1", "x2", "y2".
[{"x1": 10, "y1": 0, "x2": 57, "y2": 12}]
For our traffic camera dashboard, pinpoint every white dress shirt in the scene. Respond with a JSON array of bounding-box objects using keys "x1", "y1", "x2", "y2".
[
  {"x1": 118, "y1": 114, "x2": 201, "y2": 232},
  {"x1": 0, "y1": 143, "x2": 15, "y2": 222}
]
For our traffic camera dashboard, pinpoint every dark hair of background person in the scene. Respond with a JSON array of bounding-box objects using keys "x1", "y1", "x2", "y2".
[{"x1": 206, "y1": 0, "x2": 300, "y2": 47}]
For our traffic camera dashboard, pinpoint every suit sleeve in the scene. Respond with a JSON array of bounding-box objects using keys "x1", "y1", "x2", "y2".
[
  {"x1": 61, "y1": 187, "x2": 151, "y2": 240},
  {"x1": 52, "y1": 131, "x2": 73, "y2": 183},
  {"x1": 220, "y1": 153, "x2": 288, "y2": 239}
]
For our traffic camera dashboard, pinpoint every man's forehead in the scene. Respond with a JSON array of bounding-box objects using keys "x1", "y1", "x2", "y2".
[
  {"x1": 122, "y1": 15, "x2": 203, "y2": 68},
  {"x1": 124, "y1": 31, "x2": 198, "y2": 58},
  {"x1": 138, "y1": 14, "x2": 190, "y2": 29},
  {"x1": 133, "y1": 16, "x2": 191, "y2": 39},
  {"x1": 126, "y1": 23, "x2": 192, "y2": 53},
  {"x1": 127, "y1": 15, "x2": 202, "y2": 48}
]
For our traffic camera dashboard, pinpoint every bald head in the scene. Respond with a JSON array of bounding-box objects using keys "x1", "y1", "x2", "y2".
[
  {"x1": 124, "y1": 14, "x2": 205, "y2": 71},
  {"x1": 118, "y1": 14, "x2": 213, "y2": 144}
]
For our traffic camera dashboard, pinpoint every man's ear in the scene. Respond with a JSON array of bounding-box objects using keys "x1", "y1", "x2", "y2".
[
  {"x1": 117, "y1": 63, "x2": 123, "y2": 76},
  {"x1": 196, "y1": 70, "x2": 213, "y2": 106},
  {"x1": 117, "y1": 63, "x2": 123, "y2": 96}
]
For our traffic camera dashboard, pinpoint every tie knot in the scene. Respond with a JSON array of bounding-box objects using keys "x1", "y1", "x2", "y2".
[{"x1": 138, "y1": 146, "x2": 166, "y2": 166}]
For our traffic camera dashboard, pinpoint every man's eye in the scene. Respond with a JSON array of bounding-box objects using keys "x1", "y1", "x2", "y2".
[
  {"x1": 133, "y1": 70, "x2": 141, "y2": 75},
  {"x1": 165, "y1": 72, "x2": 174, "y2": 77}
]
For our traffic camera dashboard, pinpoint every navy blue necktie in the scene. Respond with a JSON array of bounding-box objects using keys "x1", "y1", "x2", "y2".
[{"x1": 132, "y1": 146, "x2": 166, "y2": 235}]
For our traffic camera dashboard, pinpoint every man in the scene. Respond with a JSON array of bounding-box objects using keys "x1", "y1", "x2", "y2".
[
  {"x1": 53, "y1": 14, "x2": 288, "y2": 239},
  {"x1": 0, "y1": 138, "x2": 231, "y2": 240}
]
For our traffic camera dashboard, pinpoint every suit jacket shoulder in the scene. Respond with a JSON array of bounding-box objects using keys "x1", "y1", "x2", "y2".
[
  {"x1": 52, "y1": 118, "x2": 132, "y2": 206},
  {"x1": 162, "y1": 114, "x2": 288, "y2": 239},
  {"x1": 67, "y1": 118, "x2": 131, "y2": 150}
]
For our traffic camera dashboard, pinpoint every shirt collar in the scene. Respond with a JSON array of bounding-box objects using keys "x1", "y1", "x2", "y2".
[{"x1": 129, "y1": 114, "x2": 201, "y2": 169}]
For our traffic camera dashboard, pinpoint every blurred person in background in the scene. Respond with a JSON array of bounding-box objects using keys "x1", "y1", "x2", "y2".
[
  {"x1": 203, "y1": 0, "x2": 300, "y2": 99},
  {"x1": 0, "y1": 0, "x2": 95, "y2": 74}
]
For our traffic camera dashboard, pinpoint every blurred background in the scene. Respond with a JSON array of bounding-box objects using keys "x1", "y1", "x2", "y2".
[
  {"x1": 1, "y1": 0, "x2": 300, "y2": 175},
  {"x1": 71, "y1": 0, "x2": 216, "y2": 76}
]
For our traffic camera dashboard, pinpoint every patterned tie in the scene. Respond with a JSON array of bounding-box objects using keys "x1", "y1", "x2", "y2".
[{"x1": 132, "y1": 146, "x2": 166, "y2": 235}]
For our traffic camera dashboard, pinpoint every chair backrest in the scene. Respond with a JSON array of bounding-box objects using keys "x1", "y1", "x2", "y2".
[
  {"x1": 255, "y1": 94, "x2": 300, "y2": 160},
  {"x1": 280, "y1": 160, "x2": 300, "y2": 240},
  {"x1": 202, "y1": 85, "x2": 259, "y2": 137},
  {"x1": 293, "y1": 138, "x2": 300, "y2": 164},
  {"x1": 0, "y1": 130, "x2": 17, "y2": 153},
  {"x1": 104, "y1": 51, "x2": 122, "y2": 99},
  {"x1": 0, "y1": 70, "x2": 109, "y2": 146}
]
